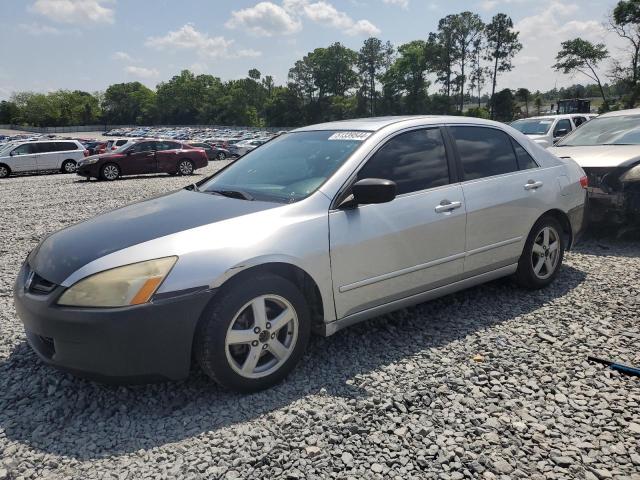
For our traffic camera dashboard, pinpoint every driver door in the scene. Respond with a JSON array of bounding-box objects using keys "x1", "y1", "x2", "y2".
[
  {"x1": 8, "y1": 143, "x2": 37, "y2": 172},
  {"x1": 329, "y1": 127, "x2": 467, "y2": 319},
  {"x1": 122, "y1": 141, "x2": 156, "y2": 175}
]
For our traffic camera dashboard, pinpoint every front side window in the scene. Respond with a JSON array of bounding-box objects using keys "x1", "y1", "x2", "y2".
[
  {"x1": 554, "y1": 119, "x2": 572, "y2": 137},
  {"x1": 450, "y1": 126, "x2": 519, "y2": 181},
  {"x1": 200, "y1": 131, "x2": 365, "y2": 203},
  {"x1": 357, "y1": 128, "x2": 450, "y2": 195},
  {"x1": 12, "y1": 144, "x2": 35, "y2": 156},
  {"x1": 128, "y1": 142, "x2": 155, "y2": 154}
]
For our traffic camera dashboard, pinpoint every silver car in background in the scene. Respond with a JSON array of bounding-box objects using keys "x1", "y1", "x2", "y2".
[
  {"x1": 14, "y1": 116, "x2": 587, "y2": 392},
  {"x1": 549, "y1": 109, "x2": 640, "y2": 225}
]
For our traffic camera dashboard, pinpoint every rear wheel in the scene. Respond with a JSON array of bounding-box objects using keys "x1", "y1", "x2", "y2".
[
  {"x1": 515, "y1": 216, "x2": 565, "y2": 289},
  {"x1": 178, "y1": 159, "x2": 194, "y2": 175},
  {"x1": 194, "y1": 274, "x2": 311, "y2": 392},
  {"x1": 0, "y1": 164, "x2": 10, "y2": 179},
  {"x1": 61, "y1": 159, "x2": 77, "y2": 174},
  {"x1": 100, "y1": 163, "x2": 120, "y2": 181}
]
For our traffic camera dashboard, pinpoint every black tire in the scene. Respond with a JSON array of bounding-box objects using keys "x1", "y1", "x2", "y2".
[
  {"x1": 61, "y1": 159, "x2": 77, "y2": 174},
  {"x1": 100, "y1": 163, "x2": 120, "y2": 181},
  {"x1": 216, "y1": 152, "x2": 226, "y2": 160},
  {"x1": 194, "y1": 273, "x2": 311, "y2": 392},
  {"x1": 515, "y1": 215, "x2": 565, "y2": 289},
  {"x1": 177, "y1": 159, "x2": 194, "y2": 175},
  {"x1": 0, "y1": 164, "x2": 10, "y2": 179}
]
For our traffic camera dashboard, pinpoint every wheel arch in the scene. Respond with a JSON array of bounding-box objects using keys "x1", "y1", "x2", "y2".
[
  {"x1": 537, "y1": 209, "x2": 573, "y2": 250},
  {"x1": 0, "y1": 163, "x2": 11, "y2": 177},
  {"x1": 210, "y1": 261, "x2": 328, "y2": 334}
]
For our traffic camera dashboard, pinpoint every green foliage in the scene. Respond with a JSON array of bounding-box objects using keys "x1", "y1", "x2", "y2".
[
  {"x1": 465, "y1": 106, "x2": 490, "y2": 119},
  {"x1": 103, "y1": 82, "x2": 156, "y2": 125},
  {"x1": 490, "y1": 88, "x2": 517, "y2": 122}
]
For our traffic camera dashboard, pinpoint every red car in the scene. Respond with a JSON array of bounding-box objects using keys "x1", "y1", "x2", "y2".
[{"x1": 76, "y1": 139, "x2": 209, "y2": 181}]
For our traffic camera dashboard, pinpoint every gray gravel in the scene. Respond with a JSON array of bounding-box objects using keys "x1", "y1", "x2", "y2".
[{"x1": 1, "y1": 166, "x2": 639, "y2": 480}]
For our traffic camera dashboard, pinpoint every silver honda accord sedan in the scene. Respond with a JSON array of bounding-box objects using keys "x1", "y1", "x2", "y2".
[{"x1": 14, "y1": 116, "x2": 587, "y2": 392}]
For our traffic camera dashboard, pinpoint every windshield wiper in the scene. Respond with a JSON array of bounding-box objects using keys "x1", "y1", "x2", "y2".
[{"x1": 208, "y1": 189, "x2": 255, "y2": 201}]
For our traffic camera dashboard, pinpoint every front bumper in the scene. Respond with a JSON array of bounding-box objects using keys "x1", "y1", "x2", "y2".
[
  {"x1": 13, "y1": 263, "x2": 214, "y2": 383},
  {"x1": 76, "y1": 164, "x2": 99, "y2": 178}
]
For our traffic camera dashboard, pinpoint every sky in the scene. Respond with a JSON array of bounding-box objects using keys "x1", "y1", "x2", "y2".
[{"x1": 0, "y1": 0, "x2": 627, "y2": 100}]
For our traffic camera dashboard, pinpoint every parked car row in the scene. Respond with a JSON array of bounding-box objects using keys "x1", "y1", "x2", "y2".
[{"x1": 510, "y1": 114, "x2": 598, "y2": 148}]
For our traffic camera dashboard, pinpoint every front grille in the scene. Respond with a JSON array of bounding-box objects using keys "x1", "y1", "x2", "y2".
[{"x1": 24, "y1": 265, "x2": 58, "y2": 295}]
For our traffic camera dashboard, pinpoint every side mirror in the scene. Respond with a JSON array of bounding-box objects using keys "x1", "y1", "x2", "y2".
[
  {"x1": 10, "y1": 151, "x2": 15, "y2": 156},
  {"x1": 554, "y1": 128, "x2": 569, "y2": 138},
  {"x1": 341, "y1": 178, "x2": 397, "y2": 208}
]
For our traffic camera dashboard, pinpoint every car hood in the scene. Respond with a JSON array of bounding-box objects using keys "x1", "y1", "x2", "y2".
[
  {"x1": 548, "y1": 145, "x2": 640, "y2": 168},
  {"x1": 28, "y1": 189, "x2": 280, "y2": 285}
]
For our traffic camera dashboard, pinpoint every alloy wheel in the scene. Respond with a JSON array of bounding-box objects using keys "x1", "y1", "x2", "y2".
[
  {"x1": 0, "y1": 166, "x2": 8, "y2": 178},
  {"x1": 217, "y1": 152, "x2": 226, "y2": 160},
  {"x1": 224, "y1": 295, "x2": 298, "y2": 379},
  {"x1": 103, "y1": 165, "x2": 119, "y2": 180},
  {"x1": 179, "y1": 160, "x2": 194, "y2": 175},
  {"x1": 63, "y1": 161, "x2": 76, "y2": 173},
  {"x1": 531, "y1": 226, "x2": 560, "y2": 280}
]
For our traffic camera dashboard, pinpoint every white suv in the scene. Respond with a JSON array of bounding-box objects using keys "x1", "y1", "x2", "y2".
[
  {"x1": 0, "y1": 140, "x2": 87, "y2": 179},
  {"x1": 510, "y1": 114, "x2": 595, "y2": 148}
]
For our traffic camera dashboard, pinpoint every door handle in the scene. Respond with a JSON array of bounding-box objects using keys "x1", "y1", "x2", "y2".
[
  {"x1": 435, "y1": 200, "x2": 462, "y2": 213},
  {"x1": 524, "y1": 180, "x2": 543, "y2": 190}
]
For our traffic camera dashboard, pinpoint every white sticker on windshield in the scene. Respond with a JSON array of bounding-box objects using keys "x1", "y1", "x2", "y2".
[
  {"x1": 539, "y1": 120, "x2": 553, "y2": 124},
  {"x1": 328, "y1": 131, "x2": 371, "y2": 141}
]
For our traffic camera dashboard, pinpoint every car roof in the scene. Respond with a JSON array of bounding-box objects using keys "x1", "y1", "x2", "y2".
[
  {"x1": 292, "y1": 115, "x2": 510, "y2": 133},
  {"x1": 514, "y1": 114, "x2": 583, "y2": 121}
]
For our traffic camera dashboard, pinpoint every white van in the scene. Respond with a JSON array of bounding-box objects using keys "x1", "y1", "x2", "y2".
[{"x1": 0, "y1": 140, "x2": 87, "y2": 178}]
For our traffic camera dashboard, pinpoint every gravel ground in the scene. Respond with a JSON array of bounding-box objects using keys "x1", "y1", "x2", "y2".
[{"x1": 1, "y1": 166, "x2": 639, "y2": 480}]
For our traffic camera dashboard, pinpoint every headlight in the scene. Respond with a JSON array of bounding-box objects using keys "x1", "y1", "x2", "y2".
[
  {"x1": 57, "y1": 257, "x2": 177, "y2": 307},
  {"x1": 619, "y1": 164, "x2": 640, "y2": 183},
  {"x1": 83, "y1": 157, "x2": 99, "y2": 165}
]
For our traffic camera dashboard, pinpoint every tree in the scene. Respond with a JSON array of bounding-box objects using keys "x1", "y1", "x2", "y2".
[
  {"x1": 534, "y1": 95, "x2": 543, "y2": 115},
  {"x1": 515, "y1": 88, "x2": 531, "y2": 116},
  {"x1": 451, "y1": 12, "x2": 485, "y2": 112},
  {"x1": 485, "y1": 13, "x2": 522, "y2": 119},
  {"x1": 553, "y1": 38, "x2": 609, "y2": 108},
  {"x1": 103, "y1": 82, "x2": 156, "y2": 125},
  {"x1": 431, "y1": 17, "x2": 458, "y2": 110},
  {"x1": 382, "y1": 40, "x2": 429, "y2": 114},
  {"x1": 609, "y1": 0, "x2": 640, "y2": 107},
  {"x1": 0, "y1": 101, "x2": 19, "y2": 124},
  {"x1": 358, "y1": 37, "x2": 393, "y2": 116},
  {"x1": 248, "y1": 68, "x2": 261, "y2": 80},
  {"x1": 490, "y1": 88, "x2": 516, "y2": 122},
  {"x1": 469, "y1": 36, "x2": 488, "y2": 108}
]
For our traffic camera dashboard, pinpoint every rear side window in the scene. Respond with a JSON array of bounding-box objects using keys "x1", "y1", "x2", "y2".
[
  {"x1": 51, "y1": 142, "x2": 78, "y2": 151},
  {"x1": 511, "y1": 139, "x2": 538, "y2": 170},
  {"x1": 449, "y1": 126, "x2": 519, "y2": 181},
  {"x1": 116, "y1": 140, "x2": 127, "y2": 146},
  {"x1": 34, "y1": 143, "x2": 53, "y2": 153},
  {"x1": 573, "y1": 116, "x2": 586, "y2": 127},
  {"x1": 358, "y1": 128, "x2": 450, "y2": 195}
]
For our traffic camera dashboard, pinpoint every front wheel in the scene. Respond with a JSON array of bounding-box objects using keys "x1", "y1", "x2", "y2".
[
  {"x1": 216, "y1": 152, "x2": 226, "y2": 160},
  {"x1": 194, "y1": 274, "x2": 311, "y2": 392},
  {"x1": 515, "y1": 216, "x2": 565, "y2": 289},
  {"x1": 100, "y1": 163, "x2": 120, "y2": 181},
  {"x1": 0, "y1": 164, "x2": 10, "y2": 179}
]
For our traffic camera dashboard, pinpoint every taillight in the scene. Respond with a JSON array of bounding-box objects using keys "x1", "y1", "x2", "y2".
[
  {"x1": 579, "y1": 175, "x2": 588, "y2": 189},
  {"x1": 83, "y1": 150, "x2": 89, "y2": 157},
  {"x1": 111, "y1": 146, "x2": 117, "y2": 150}
]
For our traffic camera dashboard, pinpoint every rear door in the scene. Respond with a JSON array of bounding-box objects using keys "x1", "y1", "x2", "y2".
[
  {"x1": 7, "y1": 143, "x2": 37, "y2": 172},
  {"x1": 447, "y1": 125, "x2": 558, "y2": 274},
  {"x1": 329, "y1": 127, "x2": 467, "y2": 319},
  {"x1": 155, "y1": 141, "x2": 182, "y2": 172},
  {"x1": 35, "y1": 142, "x2": 62, "y2": 170}
]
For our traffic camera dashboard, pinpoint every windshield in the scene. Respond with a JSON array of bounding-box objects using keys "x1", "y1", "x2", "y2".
[
  {"x1": 557, "y1": 114, "x2": 640, "y2": 146},
  {"x1": 199, "y1": 130, "x2": 367, "y2": 203},
  {"x1": 511, "y1": 119, "x2": 553, "y2": 135}
]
